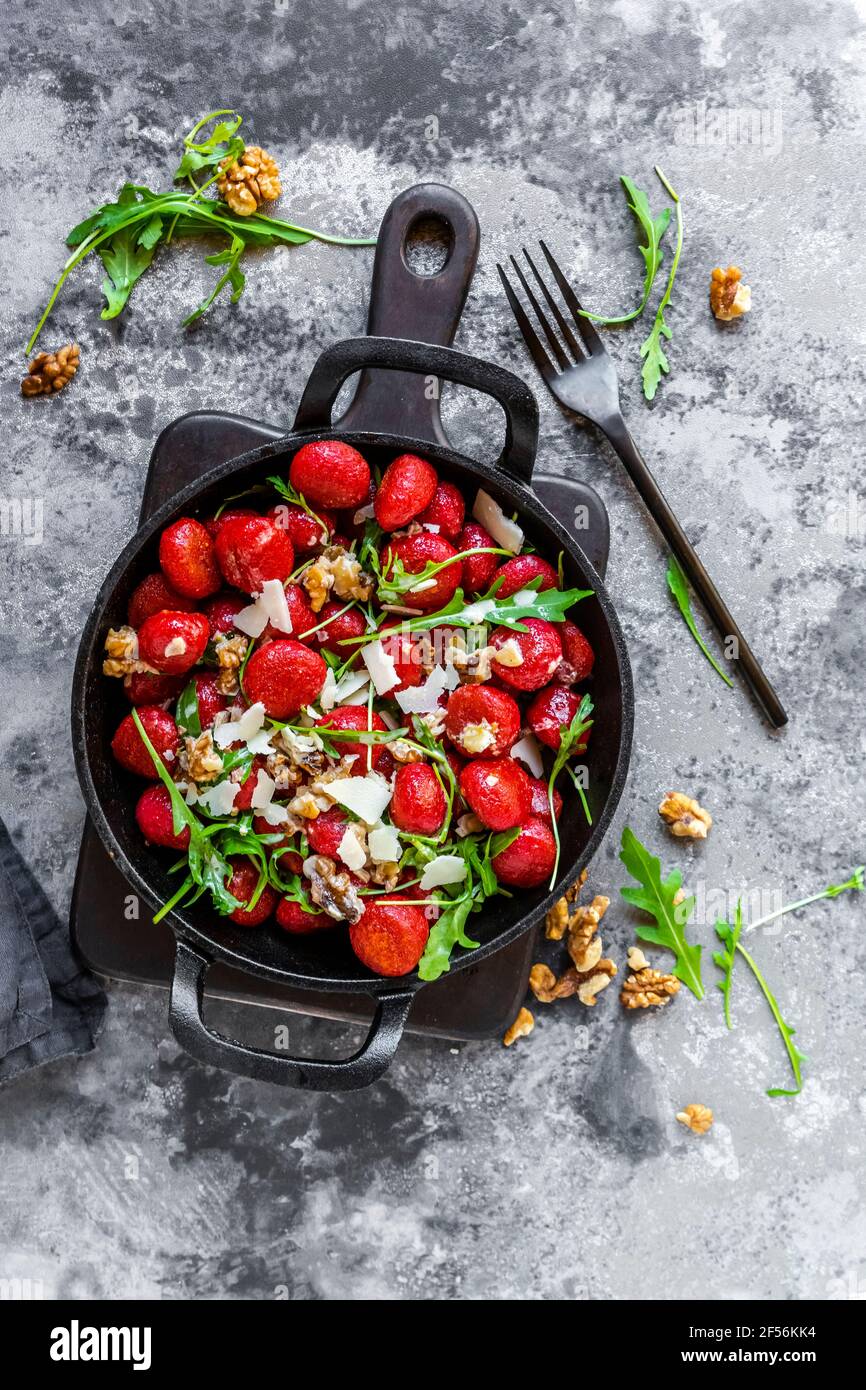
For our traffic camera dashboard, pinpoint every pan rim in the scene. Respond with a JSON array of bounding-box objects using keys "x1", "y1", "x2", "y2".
[{"x1": 72, "y1": 425, "x2": 633, "y2": 995}]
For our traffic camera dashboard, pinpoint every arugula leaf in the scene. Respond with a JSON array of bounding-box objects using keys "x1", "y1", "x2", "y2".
[
  {"x1": 418, "y1": 893, "x2": 479, "y2": 982},
  {"x1": 375, "y1": 543, "x2": 509, "y2": 605},
  {"x1": 714, "y1": 866, "x2": 863, "y2": 1096},
  {"x1": 619, "y1": 826, "x2": 703, "y2": 998},
  {"x1": 725, "y1": 931, "x2": 807, "y2": 1098},
  {"x1": 267, "y1": 475, "x2": 331, "y2": 539},
  {"x1": 175, "y1": 677, "x2": 201, "y2": 737},
  {"x1": 581, "y1": 175, "x2": 671, "y2": 325},
  {"x1": 713, "y1": 901, "x2": 743, "y2": 1030},
  {"x1": 96, "y1": 187, "x2": 162, "y2": 319},
  {"x1": 182, "y1": 230, "x2": 246, "y2": 326},
  {"x1": 343, "y1": 582, "x2": 594, "y2": 647},
  {"x1": 666, "y1": 555, "x2": 734, "y2": 688},
  {"x1": 640, "y1": 166, "x2": 683, "y2": 401},
  {"x1": 173, "y1": 108, "x2": 245, "y2": 184},
  {"x1": 547, "y1": 696, "x2": 594, "y2": 887}
]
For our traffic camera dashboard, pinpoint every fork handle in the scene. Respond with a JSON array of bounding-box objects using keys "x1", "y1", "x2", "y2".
[{"x1": 603, "y1": 415, "x2": 788, "y2": 728}]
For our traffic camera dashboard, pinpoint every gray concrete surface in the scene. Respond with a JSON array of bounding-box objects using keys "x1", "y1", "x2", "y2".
[{"x1": 1, "y1": 0, "x2": 864, "y2": 1300}]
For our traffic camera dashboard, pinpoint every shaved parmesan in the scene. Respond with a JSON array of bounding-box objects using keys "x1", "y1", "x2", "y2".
[
  {"x1": 472, "y1": 487, "x2": 523, "y2": 554},
  {"x1": 250, "y1": 769, "x2": 276, "y2": 810},
  {"x1": 420, "y1": 855, "x2": 468, "y2": 890},
  {"x1": 343, "y1": 684, "x2": 373, "y2": 706},
  {"x1": 362, "y1": 639, "x2": 400, "y2": 695},
  {"x1": 368, "y1": 822, "x2": 401, "y2": 864},
  {"x1": 408, "y1": 577, "x2": 437, "y2": 593},
  {"x1": 260, "y1": 801, "x2": 290, "y2": 826},
  {"x1": 213, "y1": 702, "x2": 266, "y2": 749},
  {"x1": 510, "y1": 733, "x2": 544, "y2": 778},
  {"x1": 246, "y1": 729, "x2": 276, "y2": 755},
  {"x1": 422, "y1": 522, "x2": 440, "y2": 533},
  {"x1": 353, "y1": 503, "x2": 376, "y2": 525},
  {"x1": 329, "y1": 774, "x2": 393, "y2": 826},
  {"x1": 196, "y1": 780, "x2": 240, "y2": 816},
  {"x1": 512, "y1": 588, "x2": 540, "y2": 608},
  {"x1": 378, "y1": 708, "x2": 400, "y2": 731},
  {"x1": 318, "y1": 668, "x2": 338, "y2": 712},
  {"x1": 164, "y1": 636, "x2": 187, "y2": 657},
  {"x1": 338, "y1": 826, "x2": 367, "y2": 872},
  {"x1": 259, "y1": 578, "x2": 293, "y2": 633},
  {"x1": 234, "y1": 601, "x2": 269, "y2": 638},
  {"x1": 461, "y1": 598, "x2": 495, "y2": 623},
  {"x1": 394, "y1": 663, "x2": 454, "y2": 714}
]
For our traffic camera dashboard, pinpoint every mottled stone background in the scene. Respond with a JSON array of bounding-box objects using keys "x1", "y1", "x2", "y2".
[{"x1": 1, "y1": 0, "x2": 864, "y2": 1300}]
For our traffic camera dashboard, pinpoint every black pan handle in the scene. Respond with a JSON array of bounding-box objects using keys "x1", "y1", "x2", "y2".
[
  {"x1": 295, "y1": 336, "x2": 539, "y2": 484},
  {"x1": 168, "y1": 938, "x2": 415, "y2": 1091},
  {"x1": 338, "y1": 183, "x2": 479, "y2": 445}
]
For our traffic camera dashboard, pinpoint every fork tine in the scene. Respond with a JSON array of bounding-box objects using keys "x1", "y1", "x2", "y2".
[
  {"x1": 496, "y1": 262, "x2": 556, "y2": 382},
  {"x1": 507, "y1": 255, "x2": 571, "y2": 371},
  {"x1": 522, "y1": 247, "x2": 584, "y2": 363},
  {"x1": 539, "y1": 240, "x2": 605, "y2": 356}
]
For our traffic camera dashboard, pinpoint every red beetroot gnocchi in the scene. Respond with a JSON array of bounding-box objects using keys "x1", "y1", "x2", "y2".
[
  {"x1": 555, "y1": 620, "x2": 595, "y2": 685},
  {"x1": 269, "y1": 502, "x2": 335, "y2": 554},
  {"x1": 313, "y1": 600, "x2": 367, "y2": 653},
  {"x1": 457, "y1": 522, "x2": 499, "y2": 596},
  {"x1": 215, "y1": 515, "x2": 295, "y2": 594},
  {"x1": 418, "y1": 480, "x2": 465, "y2": 538},
  {"x1": 128, "y1": 572, "x2": 195, "y2": 628},
  {"x1": 390, "y1": 763, "x2": 447, "y2": 836},
  {"x1": 123, "y1": 671, "x2": 184, "y2": 705},
  {"x1": 290, "y1": 440, "x2": 371, "y2": 509},
  {"x1": 244, "y1": 639, "x2": 327, "y2": 719},
  {"x1": 491, "y1": 816, "x2": 557, "y2": 888},
  {"x1": 458, "y1": 757, "x2": 532, "y2": 831},
  {"x1": 276, "y1": 898, "x2": 333, "y2": 933},
  {"x1": 226, "y1": 859, "x2": 278, "y2": 927},
  {"x1": 444, "y1": 683, "x2": 521, "y2": 758},
  {"x1": 111, "y1": 706, "x2": 179, "y2": 779},
  {"x1": 135, "y1": 784, "x2": 190, "y2": 849},
  {"x1": 527, "y1": 776, "x2": 563, "y2": 823},
  {"x1": 306, "y1": 807, "x2": 349, "y2": 858},
  {"x1": 490, "y1": 618, "x2": 562, "y2": 692},
  {"x1": 138, "y1": 611, "x2": 210, "y2": 675},
  {"x1": 492, "y1": 553, "x2": 559, "y2": 599},
  {"x1": 527, "y1": 685, "x2": 591, "y2": 753},
  {"x1": 374, "y1": 453, "x2": 438, "y2": 531},
  {"x1": 314, "y1": 706, "x2": 390, "y2": 770},
  {"x1": 380, "y1": 532, "x2": 462, "y2": 613},
  {"x1": 158, "y1": 517, "x2": 221, "y2": 599},
  {"x1": 349, "y1": 901, "x2": 430, "y2": 977}
]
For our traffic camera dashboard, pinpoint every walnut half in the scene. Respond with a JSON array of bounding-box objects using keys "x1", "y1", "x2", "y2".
[
  {"x1": 658, "y1": 791, "x2": 712, "y2": 839},
  {"x1": 676, "y1": 1103, "x2": 714, "y2": 1135},
  {"x1": 621, "y1": 967, "x2": 681, "y2": 1010},
  {"x1": 710, "y1": 265, "x2": 751, "y2": 321},
  {"x1": 503, "y1": 1007, "x2": 535, "y2": 1046}
]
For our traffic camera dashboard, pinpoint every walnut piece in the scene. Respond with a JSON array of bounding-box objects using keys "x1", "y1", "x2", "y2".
[
  {"x1": 276, "y1": 727, "x2": 326, "y2": 774},
  {"x1": 676, "y1": 1103, "x2": 714, "y2": 1135},
  {"x1": 503, "y1": 1007, "x2": 535, "y2": 1046},
  {"x1": 658, "y1": 791, "x2": 713, "y2": 839},
  {"x1": 302, "y1": 547, "x2": 374, "y2": 614},
  {"x1": 182, "y1": 731, "x2": 223, "y2": 783},
  {"x1": 577, "y1": 961, "x2": 617, "y2": 1006},
  {"x1": 529, "y1": 963, "x2": 579, "y2": 1003},
  {"x1": 102, "y1": 625, "x2": 158, "y2": 678},
  {"x1": 627, "y1": 945, "x2": 650, "y2": 972},
  {"x1": 214, "y1": 633, "x2": 249, "y2": 696},
  {"x1": 710, "y1": 265, "x2": 751, "y2": 321},
  {"x1": 544, "y1": 869, "x2": 590, "y2": 939},
  {"x1": 621, "y1": 967, "x2": 681, "y2": 1010},
  {"x1": 567, "y1": 895, "x2": 610, "y2": 970},
  {"x1": 390, "y1": 738, "x2": 423, "y2": 763},
  {"x1": 265, "y1": 751, "x2": 303, "y2": 793},
  {"x1": 217, "y1": 146, "x2": 282, "y2": 216},
  {"x1": 303, "y1": 855, "x2": 364, "y2": 923},
  {"x1": 22, "y1": 343, "x2": 80, "y2": 396}
]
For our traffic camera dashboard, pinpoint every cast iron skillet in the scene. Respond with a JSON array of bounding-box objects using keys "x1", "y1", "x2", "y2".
[{"x1": 72, "y1": 185, "x2": 634, "y2": 1090}]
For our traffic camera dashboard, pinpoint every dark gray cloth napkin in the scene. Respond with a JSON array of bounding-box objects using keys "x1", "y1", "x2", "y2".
[{"x1": 0, "y1": 815, "x2": 106, "y2": 1085}]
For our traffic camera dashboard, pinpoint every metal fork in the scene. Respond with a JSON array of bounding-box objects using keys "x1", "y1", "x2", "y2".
[{"x1": 498, "y1": 242, "x2": 787, "y2": 728}]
